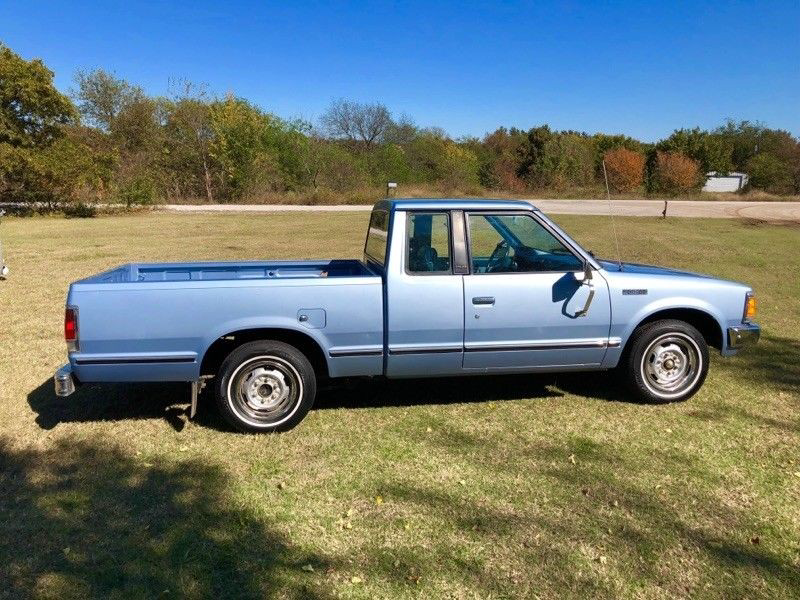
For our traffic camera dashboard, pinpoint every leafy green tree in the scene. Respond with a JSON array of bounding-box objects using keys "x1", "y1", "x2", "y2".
[
  {"x1": 312, "y1": 141, "x2": 368, "y2": 191},
  {"x1": 473, "y1": 127, "x2": 527, "y2": 190},
  {"x1": 539, "y1": 133, "x2": 596, "y2": 189},
  {"x1": 209, "y1": 96, "x2": 309, "y2": 200},
  {"x1": 714, "y1": 120, "x2": 764, "y2": 171},
  {"x1": 518, "y1": 129, "x2": 595, "y2": 189},
  {"x1": 364, "y1": 143, "x2": 411, "y2": 186},
  {"x1": 712, "y1": 120, "x2": 799, "y2": 192},
  {"x1": 72, "y1": 69, "x2": 169, "y2": 205},
  {"x1": 0, "y1": 45, "x2": 76, "y2": 148},
  {"x1": 73, "y1": 69, "x2": 143, "y2": 131},
  {"x1": 406, "y1": 130, "x2": 479, "y2": 188},
  {"x1": 0, "y1": 44, "x2": 89, "y2": 205},
  {"x1": 659, "y1": 127, "x2": 732, "y2": 173},
  {"x1": 516, "y1": 125, "x2": 553, "y2": 184},
  {"x1": 162, "y1": 83, "x2": 218, "y2": 202},
  {"x1": 747, "y1": 153, "x2": 795, "y2": 194}
]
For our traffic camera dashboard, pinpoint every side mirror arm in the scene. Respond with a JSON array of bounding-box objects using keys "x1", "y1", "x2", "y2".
[{"x1": 574, "y1": 263, "x2": 595, "y2": 318}]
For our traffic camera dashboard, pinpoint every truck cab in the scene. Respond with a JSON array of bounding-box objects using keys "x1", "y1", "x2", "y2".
[{"x1": 366, "y1": 199, "x2": 612, "y2": 377}]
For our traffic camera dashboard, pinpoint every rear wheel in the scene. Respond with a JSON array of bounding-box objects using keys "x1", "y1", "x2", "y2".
[
  {"x1": 216, "y1": 340, "x2": 316, "y2": 432},
  {"x1": 623, "y1": 319, "x2": 709, "y2": 404}
]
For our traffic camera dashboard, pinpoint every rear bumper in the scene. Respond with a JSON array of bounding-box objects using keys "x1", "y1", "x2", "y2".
[
  {"x1": 727, "y1": 323, "x2": 760, "y2": 349},
  {"x1": 54, "y1": 363, "x2": 77, "y2": 397}
]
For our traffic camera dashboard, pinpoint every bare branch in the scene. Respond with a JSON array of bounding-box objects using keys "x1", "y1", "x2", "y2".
[{"x1": 320, "y1": 99, "x2": 391, "y2": 149}]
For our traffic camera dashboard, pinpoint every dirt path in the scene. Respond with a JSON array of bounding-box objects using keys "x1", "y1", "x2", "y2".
[{"x1": 162, "y1": 199, "x2": 800, "y2": 223}]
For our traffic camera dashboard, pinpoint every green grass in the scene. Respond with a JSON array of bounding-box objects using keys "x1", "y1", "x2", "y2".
[{"x1": 0, "y1": 212, "x2": 798, "y2": 599}]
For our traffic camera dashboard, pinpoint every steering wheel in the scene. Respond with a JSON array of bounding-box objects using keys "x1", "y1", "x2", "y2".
[{"x1": 486, "y1": 241, "x2": 510, "y2": 272}]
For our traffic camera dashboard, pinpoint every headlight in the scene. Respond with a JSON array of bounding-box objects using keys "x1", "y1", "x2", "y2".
[{"x1": 743, "y1": 292, "x2": 756, "y2": 322}]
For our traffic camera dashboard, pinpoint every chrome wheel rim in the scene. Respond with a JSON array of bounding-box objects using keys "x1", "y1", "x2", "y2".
[
  {"x1": 640, "y1": 333, "x2": 702, "y2": 399},
  {"x1": 227, "y1": 355, "x2": 303, "y2": 427}
]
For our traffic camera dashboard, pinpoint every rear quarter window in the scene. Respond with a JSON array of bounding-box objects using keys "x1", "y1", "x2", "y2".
[{"x1": 364, "y1": 209, "x2": 389, "y2": 266}]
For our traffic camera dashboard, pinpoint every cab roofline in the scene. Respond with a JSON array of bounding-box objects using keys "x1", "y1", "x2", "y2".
[{"x1": 373, "y1": 198, "x2": 539, "y2": 212}]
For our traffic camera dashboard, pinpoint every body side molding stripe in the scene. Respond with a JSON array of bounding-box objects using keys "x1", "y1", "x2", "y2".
[
  {"x1": 465, "y1": 338, "x2": 621, "y2": 353},
  {"x1": 328, "y1": 347, "x2": 384, "y2": 358},
  {"x1": 388, "y1": 346, "x2": 463, "y2": 355},
  {"x1": 332, "y1": 338, "x2": 622, "y2": 357},
  {"x1": 75, "y1": 357, "x2": 196, "y2": 365}
]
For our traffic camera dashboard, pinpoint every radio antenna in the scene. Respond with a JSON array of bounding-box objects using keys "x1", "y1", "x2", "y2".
[{"x1": 602, "y1": 159, "x2": 623, "y2": 271}]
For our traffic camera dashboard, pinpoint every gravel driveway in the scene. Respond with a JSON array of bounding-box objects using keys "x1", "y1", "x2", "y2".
[{"x1": 163, "y1": 199, "x2": 800, "y2": 222}]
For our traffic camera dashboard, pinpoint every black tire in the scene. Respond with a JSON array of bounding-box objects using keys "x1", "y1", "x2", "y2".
[
  {"x1": 215, "y1": 340, "x2": 316, "y2": 432},
  {"x1": 622, "y1": 319, "x2": 709, "y2": 404}
]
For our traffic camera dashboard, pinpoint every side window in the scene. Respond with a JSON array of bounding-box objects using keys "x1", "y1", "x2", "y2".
[
  {"x1": 468, "y1": 213, "x2": 583, "y2": 273},
  {"x1": 406, "y1": 213, "x2": 452, "y2": 274},
  {"x1": 364, "y1": 209, "x2": 389, "y2": 266}
]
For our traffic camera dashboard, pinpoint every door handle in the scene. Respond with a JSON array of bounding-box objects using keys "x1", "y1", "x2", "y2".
[{"x1": 472, "y1": 296, "x2": 495, "y2": 306}]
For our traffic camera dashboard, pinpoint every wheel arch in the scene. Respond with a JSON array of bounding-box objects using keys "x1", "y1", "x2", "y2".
[
  {"x1": 624, "y1": 307, "x2": 724, "y2": 356},
  {"x1": 200, "y1": 327, "x2": 330, "y2": 381}
]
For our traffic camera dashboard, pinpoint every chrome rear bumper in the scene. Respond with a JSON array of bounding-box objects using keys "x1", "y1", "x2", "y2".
[
  {"x1": 728, "y1": 323, "x2": 760, "y2": 349},
  {"x1": 54, "y1": 363, "x2": 76, "y2": 397}
]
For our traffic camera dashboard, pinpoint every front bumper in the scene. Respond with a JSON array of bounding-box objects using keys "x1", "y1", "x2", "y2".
[
  {"x1": 54, "y1": 363, "x2": 77, "y2": 397},
  {"x1": 728, "y1": 323, "x2": 761, "y2": 349}
]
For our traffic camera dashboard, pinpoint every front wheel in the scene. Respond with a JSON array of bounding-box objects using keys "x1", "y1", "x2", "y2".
[
  {"x1": 216, "y1": 340, "x2": 316, "y2": 432},
  {"x1": 622, "y1": 319, "x2": 709, "y2": 404}
]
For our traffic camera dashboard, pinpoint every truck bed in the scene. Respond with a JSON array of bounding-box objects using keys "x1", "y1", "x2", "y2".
[
  {"x1": 67, "y1": 258, "x2": 384, "y2": 383},
  {"x1": 79, "y1": 259, "x2": 375, "y2": 284}
]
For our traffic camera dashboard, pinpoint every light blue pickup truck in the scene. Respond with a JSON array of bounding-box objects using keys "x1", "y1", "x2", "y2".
[{"x1": 55, "y1": 199, "x2": 760, "y2": 432}]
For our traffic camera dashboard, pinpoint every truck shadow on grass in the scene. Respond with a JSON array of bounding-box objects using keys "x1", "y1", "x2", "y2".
[
  {"x1": 316, "y1": 372, "x2": 622, "y2": 411},
  {"x1": 28, "y1": 332, "x2": 797, "y2": 432},
  {"x1": 27, "y1": 381, "x2": 203, "y2": 432},
  {"x1": 27, "y1": 372, "x2": 624, "y2": 433},
  {"x1": 0, "y1": 437, "x2": 333, "y2": 599}
]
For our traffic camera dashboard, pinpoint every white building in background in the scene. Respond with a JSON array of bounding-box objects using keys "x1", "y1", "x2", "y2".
[{"x1": 702, "y1": 171, "x2": 749, "y2": 193}]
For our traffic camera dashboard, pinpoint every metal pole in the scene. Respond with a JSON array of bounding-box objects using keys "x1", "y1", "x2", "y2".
[{"x1": 0, "y1": 210, "x2": 8, "y2": 279}]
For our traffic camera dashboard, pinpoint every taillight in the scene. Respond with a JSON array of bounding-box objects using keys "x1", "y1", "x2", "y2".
[{"x1": 65, "y1": 307, "x2": 78, "y2": 352}]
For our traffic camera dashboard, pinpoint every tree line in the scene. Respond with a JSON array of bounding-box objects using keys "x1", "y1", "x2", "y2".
[{"x1": 1, "y1": 43, "x2": 799, "y2": 213}]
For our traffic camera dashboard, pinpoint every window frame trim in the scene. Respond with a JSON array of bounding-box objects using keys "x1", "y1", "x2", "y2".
[
  {"x1": 403, "y1": 210, "x2": 455, "y2": 276},
  {"x1": 465, "y1": 210, "x2": 587, "y2": 276}
]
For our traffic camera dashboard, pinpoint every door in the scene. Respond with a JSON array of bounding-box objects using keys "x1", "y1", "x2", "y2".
[
  {"x1": 385, "y1": 210, "x2": 466, "y2": 377},
  {"x1": 463, "y1": 212, "x2": 611, "y2": 370}
]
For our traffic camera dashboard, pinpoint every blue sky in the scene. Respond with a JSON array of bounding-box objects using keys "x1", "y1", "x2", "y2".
[{"x1": 2, "y1": 1, "x2": 798, "y2": 141}]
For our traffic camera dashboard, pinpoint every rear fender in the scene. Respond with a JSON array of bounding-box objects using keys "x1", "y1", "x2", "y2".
[{"x1": 199, "y1": 317, "x2": 332, "y2": 376}]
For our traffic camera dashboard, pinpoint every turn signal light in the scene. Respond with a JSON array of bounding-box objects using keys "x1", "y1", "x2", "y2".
[
  {"x1": 744, "y1": 294, "x2": 756, "y2": 322},
  {"x1": 65, "y1": 307, "x2": 78, "y2": 352}
]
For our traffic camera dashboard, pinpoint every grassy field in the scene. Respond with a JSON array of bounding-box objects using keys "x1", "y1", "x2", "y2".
[{"x1": 0, "y1": 211, "x2": 798, "y2": 599}]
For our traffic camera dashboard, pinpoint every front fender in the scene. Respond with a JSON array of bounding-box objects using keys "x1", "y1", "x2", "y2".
[{"x1": 603, "y1": 297, "x2": 727, "y2": 368}]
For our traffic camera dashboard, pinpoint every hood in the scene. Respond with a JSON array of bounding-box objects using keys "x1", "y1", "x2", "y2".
[{"x1": 597, "y1": 260, "x2": 713, "y2": 279}]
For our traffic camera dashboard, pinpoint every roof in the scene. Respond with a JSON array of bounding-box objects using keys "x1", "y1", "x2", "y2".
[{"x1": 374, "y1": 198, "x2": 538, "y2": 212}]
